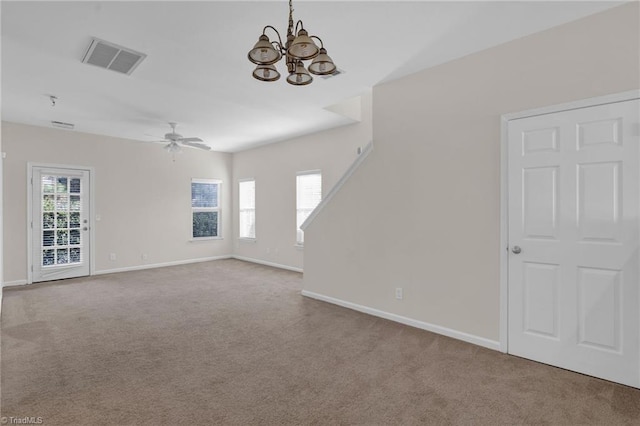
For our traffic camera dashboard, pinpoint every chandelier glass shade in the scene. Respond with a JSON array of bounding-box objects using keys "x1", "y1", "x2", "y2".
[
  {"x1": 248, "y1": 0, "x2": 336, "y2": 86},
  {"x1": 308, "y1": 48, "x2": 336, "y2": 75},
  {"x1": 248, "y1": 35, "x2": 281, "y2": 65},
  {"x1": 286, "y1": 61, "x2": 313, "y2": 86},
  {"x1": 252, "y1": 64, "x2": 281, "y2": 82}
]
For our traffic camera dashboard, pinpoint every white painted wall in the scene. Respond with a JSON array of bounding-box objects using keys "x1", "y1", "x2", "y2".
[
  {"x1": 2, "y1": 122, "x2": 233, "y2": 284},
  {"x1": 231, "y1": 91, "x2": 372, "y2": 271},
  {"x1": 302, "y1": 4, "x2": 640, "y2": 343}
]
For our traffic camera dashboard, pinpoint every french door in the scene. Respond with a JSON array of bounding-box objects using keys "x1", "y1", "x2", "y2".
[
  {"x1": 507, "y1": 99, "x2": 639, "y2": 387},
  {"x1": 31, "y1": 166, "x2": 91, "y2": 282}
]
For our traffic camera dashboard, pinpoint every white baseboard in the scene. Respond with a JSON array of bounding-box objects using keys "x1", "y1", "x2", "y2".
[
  {"x1": 3, "y1": 279, "x2": 29, "y2": 288},
  {"x1": 232, "y1": 255, "x2": 303, "y2": 273},
  {"x1": 301, "y1": 290, "x2": 501, "y2": 352},
  {"x1": 2, "y1": 255, "x2": 298, "y2": 288},
  {"x1": 94, "y1": 255, "x2": 232, "y2": 276}
]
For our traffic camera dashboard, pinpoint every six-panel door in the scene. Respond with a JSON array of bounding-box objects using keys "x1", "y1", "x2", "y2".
[{"x1": 508, "y1": 100, "x2": 639, "y2": 387}]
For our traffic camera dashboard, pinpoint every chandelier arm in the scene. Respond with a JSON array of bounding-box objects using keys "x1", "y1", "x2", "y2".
[
  {"x1": 262, "y1": 25, "x2": 284, "y2": 49},
  {"x1": 271, "y1": 40, "x2": 285, "y2": 54},
  {"x1": 294, "y1": 19, "x2": 305, "y2": 35},
  {"x1": 310, "y1": 35, "x2": 324, "y2": 49}
]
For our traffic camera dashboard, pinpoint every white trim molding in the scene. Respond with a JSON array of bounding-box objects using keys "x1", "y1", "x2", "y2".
[
  {"x1": 3, "y1": 279, "x2": 29, "y2": 288},
  {"x1": 499, "y1": 90, "x2": 640, "y2": 355},
  {"x1": 94, "y1": 255, "x2": 231, "y2": 276},
  {"x1": 3, "y1": 255, "x2": 301, "y2": 287},
  {"x1": 232, "y1": 255, "x2": 303, "y2": 273},
  {"x1": 301, "y1": 290, "x2": 500, "y2": 351},
  {"x1": 503, "y1": 90, "x2": 640, "y2": 122},
  {"x1": 301, "y1": 140, "x2": 373, "y2": 231}
]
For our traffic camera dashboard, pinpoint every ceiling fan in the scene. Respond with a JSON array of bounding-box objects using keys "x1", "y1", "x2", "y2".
[{"x1": 155, "y1": 122, "x2": 211, "y2": 153}]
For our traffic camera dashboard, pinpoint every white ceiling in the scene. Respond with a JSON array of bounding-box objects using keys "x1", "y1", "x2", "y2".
[{"x1": 1, "y1": 1, "x2": 620, "y2": 152}]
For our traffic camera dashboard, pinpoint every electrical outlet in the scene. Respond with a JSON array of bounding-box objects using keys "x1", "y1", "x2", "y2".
[
  {"x1": 109, "y1": 253, "x2": 116, "y2": 261},
  {"x1": 142, "y1": 253, "x2": 148, "y2": 260},
  {"x1": 395, "y1": 287, "x2": 403, "y2": 300}
]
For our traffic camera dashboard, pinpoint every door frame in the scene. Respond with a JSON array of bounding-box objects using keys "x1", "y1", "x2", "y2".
[
  {"x1": 26, "y1": 162, "x2": 96, "y2": 284},
  {"x1": 499, "y1": 90, "x2": 640, "y2": 354}
]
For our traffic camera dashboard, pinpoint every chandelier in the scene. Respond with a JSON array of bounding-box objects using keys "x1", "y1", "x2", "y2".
[{"x1": 248, "y1": 0, "x2": 336, "y2": 86}]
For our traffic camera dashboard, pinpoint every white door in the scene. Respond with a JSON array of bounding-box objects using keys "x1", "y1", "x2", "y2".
[
  {"x1": 32, "y1": 166, "x2": 91, "y2": 282},
  {"x1": 508, "y1": 99, "x2": 639, "y2": 388}
]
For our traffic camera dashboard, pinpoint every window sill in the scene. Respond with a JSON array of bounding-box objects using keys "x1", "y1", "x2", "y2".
[
  {"x1": 190, "y1": 237, "x2": 223, "y2": 243},
  {"x1": 239, "y1": 238, "x2": 257, "y2": 243},
  {"x1": 294, "y1": 244, "x2": 304, "y2": 250}
]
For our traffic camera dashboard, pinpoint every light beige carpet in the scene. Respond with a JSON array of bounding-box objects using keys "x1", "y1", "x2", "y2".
[{"x1": 1, "y1": 259, "x2": 639, "y2": 425}]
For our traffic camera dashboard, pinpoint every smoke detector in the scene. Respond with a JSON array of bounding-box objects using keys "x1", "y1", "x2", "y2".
[{"x1": 82, "y1": 37, "x2": 146, "y2": 75}]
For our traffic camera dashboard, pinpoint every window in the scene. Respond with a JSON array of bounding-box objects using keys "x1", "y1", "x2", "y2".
[
  {"x1": 191, "y1": 179, "x2": 221, "y2": 239},
  {"x1": 239, "y1": 179, "x2": 256, "y2": 239},
  {"x1": 296, "y1": 171, "x2": 322, "y2": 245}
]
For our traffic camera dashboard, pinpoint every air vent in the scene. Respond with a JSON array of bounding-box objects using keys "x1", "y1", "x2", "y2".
[
  {"x1": 51, "y1": 121, "x2": 75, "y2": 130},
  {"x1": 82, "y1": 37, "x2": 146, "y2": 75},
  {"x1": 321, "y1": 69, "x2": 344, "y2": 80}
]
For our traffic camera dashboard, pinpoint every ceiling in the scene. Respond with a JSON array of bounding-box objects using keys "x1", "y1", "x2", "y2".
[{"x1": 1, "y1": 1, "x2": 620, "y2": 152}]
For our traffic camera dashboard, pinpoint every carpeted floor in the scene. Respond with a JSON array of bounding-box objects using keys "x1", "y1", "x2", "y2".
[{"x1": 1, "y1": 259, "x2": 639, "y2": 425}]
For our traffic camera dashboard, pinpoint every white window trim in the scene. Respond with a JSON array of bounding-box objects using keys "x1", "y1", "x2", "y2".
[
  {"x1": 296, "y1": 170, "x2": 322, "y2": 246},
  {"x1": 191, "y1": 178, "x2": 222, "y2": 241},
  {"x1": 238, "y1": 178, "x2": 256, "y2": 240}
]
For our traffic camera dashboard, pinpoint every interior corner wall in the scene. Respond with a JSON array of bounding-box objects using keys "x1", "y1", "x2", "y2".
[
  {"x1": 2, "y1": 122, "x2": 233, "y2": 284},
  {"x1": 231, "y1": 91, "x2": 372, "y2": 271},
  {"x1": 302, "y1": 3, "x2": 640, "y2": 342}
]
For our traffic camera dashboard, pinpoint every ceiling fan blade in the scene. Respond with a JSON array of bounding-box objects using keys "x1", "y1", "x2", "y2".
[
  {"x1": 179, "y1": 137, "x2": 203, "y2": 143},
  {"x1": 182, "y1": 141, "x2": 211, "y2": 151}
]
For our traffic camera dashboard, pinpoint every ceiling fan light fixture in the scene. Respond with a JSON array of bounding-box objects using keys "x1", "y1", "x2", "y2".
[
  {"x1": 248, "y1": 35, "x2": 281, "y2": 65},
  {"x1": 308, "y1": 48, "x2": 336, "y2": 75},
  {"x1": 164, "y1": 142, "x2": 182, "y2": 154},
  {"x1": 155, "y1": 123, "x2": 209, "y2": 153},
  {"x1": 252, "y1": 64, "x2": 281, "y2": 82}
]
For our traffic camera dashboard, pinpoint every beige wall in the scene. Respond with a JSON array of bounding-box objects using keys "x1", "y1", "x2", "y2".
[
  {"x1": 303, "y1": 3, "x2": 640, "y2": 342},
  {"x1": 1, "y1": 125, "x2": 3, "y2": 293},
  {"x1": 2, "y1": 122, "x2": 232, "y2": 284},
  {"x1": 2, "y1": 92, "x2": 371, "y2": 282},
  {"x1": 231, "y1": 91, "x2": 372, "y2": 271}
]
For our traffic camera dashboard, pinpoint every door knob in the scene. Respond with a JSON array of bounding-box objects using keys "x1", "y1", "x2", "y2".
[
  {"x1": 512, "y1": 245, "x2": 521, "y2": 254},
  {"x1": 83, "y1": 227, "x2": 88, "y2": 231}
]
